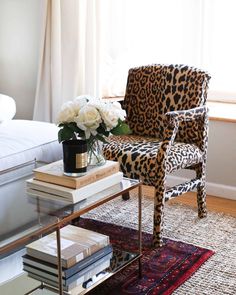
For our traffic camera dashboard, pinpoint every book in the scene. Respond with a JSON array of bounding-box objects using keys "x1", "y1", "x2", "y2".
[
  {"x1": 26, "y1": 225, "x2": 109, "y2": 268},
  {"x1": 33, "y1": 160, "x2": 120, "y2": 189},
  {"x1": 24, "y1": 252, "x2": 112, "y2": 286},
  {"x1": 26, "y1": 171, "x2": 123, "y2": 203},
  {"x1": 26, "y1": 252, "x2": 111, "y2": 292},
  {"x1": 22, "y1": 244, "x2": 113, "y2": 279}
]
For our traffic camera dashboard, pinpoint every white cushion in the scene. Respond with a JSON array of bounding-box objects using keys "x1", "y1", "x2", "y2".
[
  {"x1": 0, "y1": 94, "x2": 16, "y2": 123},
  {"x1": 0, "y1": 120, "x2": 63, "y2": 171}
]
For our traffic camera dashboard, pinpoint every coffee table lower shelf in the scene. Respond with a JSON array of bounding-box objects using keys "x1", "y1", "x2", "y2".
[
  {"x1": 0, "y1": 174, "x2": 142, "y2": 295},
  {"x1": 24, "y1": 248, "x2": 142, "y2": 295}
]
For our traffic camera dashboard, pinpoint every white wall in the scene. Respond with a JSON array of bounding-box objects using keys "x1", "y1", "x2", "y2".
[
  {"x1": 0, "y1": 0, "x2": 40, "y2": 119},
  {"x1": 207, "y1": 121, "x2": 236, "y2": 186},
  {"x1": 205, "y1": 120, "x2": 236, "y2": 199},
  {"x1": 0, "y1": 1, "x2": 235, "y2": 199},
  {"x1": 170, "y1": 120, "x2": 236, "y2": 200}
]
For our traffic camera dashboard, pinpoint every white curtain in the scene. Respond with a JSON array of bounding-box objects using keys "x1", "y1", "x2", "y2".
[
  {"x1": 34, "y1": 0, "x2": 236, "y2": 122},
  {"x1": 33, "y1": 0, "x2": 102, "y2": 122},
  {"x1": 33, "y1": 0, "x2": 61, "y2": 122},
  {"x1": 200, "y1": 0, "x2": 236, "y2": 101},
  {"x1": 100, "y1": 0, "x2": 203, "y2": 97},
  {"x1": 101, "y1": 0, "x2": 236, "y2": 101}
]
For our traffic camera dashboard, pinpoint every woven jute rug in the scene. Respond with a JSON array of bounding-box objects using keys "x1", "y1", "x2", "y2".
[{"x1": 83, "y1": 190, "x2": 236, "y2": 295}]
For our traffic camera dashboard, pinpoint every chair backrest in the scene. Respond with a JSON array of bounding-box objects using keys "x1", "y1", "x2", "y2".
[{"x1": 123, "y1": 64, "x2": 211, "y2": 139}]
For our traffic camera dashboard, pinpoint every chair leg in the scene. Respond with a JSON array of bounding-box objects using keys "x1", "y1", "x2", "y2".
[
  {"x1": 196, "y1": 163, "x2": 207, "y2": 218},
  {"x1": 153, "y1": 184, "x2": 165, "y2": 247}
]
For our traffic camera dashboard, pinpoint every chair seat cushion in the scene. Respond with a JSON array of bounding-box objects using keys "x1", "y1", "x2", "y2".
[{"x1": 103, "y1": 135, "x2": 203, "y2": 185}]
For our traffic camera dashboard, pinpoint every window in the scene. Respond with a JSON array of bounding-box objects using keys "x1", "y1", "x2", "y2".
[{"x1": 99, "y1": 0, "x2": 236, "y2": 102}]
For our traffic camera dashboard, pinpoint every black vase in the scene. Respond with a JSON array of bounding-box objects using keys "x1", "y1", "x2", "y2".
[{"x1": 62, "y1": 139, "x2": 88, "y2": 176}]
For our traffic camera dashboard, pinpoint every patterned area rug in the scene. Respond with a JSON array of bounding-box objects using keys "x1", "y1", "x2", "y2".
[
  {"x1": 78, "y1": 218, "x2": 213, "y2": 295},
  {"x1": 82, "y1": 191, "x2": 236, "y2": 294}
]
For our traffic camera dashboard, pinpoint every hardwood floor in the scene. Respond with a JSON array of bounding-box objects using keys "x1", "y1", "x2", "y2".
[{"x1": 141, "y1": 185, "x2": 236, "y2": 217}]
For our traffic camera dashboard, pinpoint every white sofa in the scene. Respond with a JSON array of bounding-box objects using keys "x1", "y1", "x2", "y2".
[
  {"x1": 0, "y1": 119, "x2": 62, "y2": 287},
  {"x1": 0, "y1": 119, "x2": 62, "y2": 172},
  {"x1": 0, "y1": 94, "x2": 63, "y2": 288},
  {"x1": 0, "y1": 93, "x2": 62, "y2": 171}
]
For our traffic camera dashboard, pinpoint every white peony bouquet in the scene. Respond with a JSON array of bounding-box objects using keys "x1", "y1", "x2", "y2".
[{"x1": 56, "y1": 96, "x2": 131, "y2": 146}]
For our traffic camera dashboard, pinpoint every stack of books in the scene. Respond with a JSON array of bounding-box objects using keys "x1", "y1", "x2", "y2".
[
  {"x1": 23, "y1": 224, "x2": 112, "y2": 293},
  {"x1": 26, "y1": 160, "x2": 123, "y2": 203}
]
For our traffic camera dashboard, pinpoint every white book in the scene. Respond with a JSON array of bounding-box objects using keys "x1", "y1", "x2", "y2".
[
  {"x1": 26, "y1": 225, "x2": 110, "y2": 268},
  {"x1": 26, "y1": 172, "x2": 123, "y2": 203},
  {"x1": 33, "y1": 160, "x2": 120, "y2": 189}
]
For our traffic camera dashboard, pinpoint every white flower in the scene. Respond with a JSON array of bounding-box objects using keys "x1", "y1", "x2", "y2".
[
  {"x1": 56, "y1": 101, "x2": 77, "y2": 124},
  {"x1": 75, "y1": 105, "x2": 102, "y2": 139},
  {"x1": 72, "y1": 96, "x2": 89, "y2": 112},
  {"x1": 98, "y1": 104, "x2": 120, "y2": 131},
  {"x1": 110, "y1": 101, "x2": 126, "y2": 121},
  {"x1": 57, "y1": 95, "x2": 129, "y2": 143},
  {"x1": 56, "y1": 96, "x2": 93, "y2": 124},
  {"x1": 86, "y1": 99, "x2": 103, "y2": 109},
  {"x1": 97, "y1": 101, "x2": 126, "y2": 131}
]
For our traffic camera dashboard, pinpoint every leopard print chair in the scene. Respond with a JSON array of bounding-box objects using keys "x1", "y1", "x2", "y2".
[{"x1": 103, "y1": 64, "x2": 211, "y2": 247}]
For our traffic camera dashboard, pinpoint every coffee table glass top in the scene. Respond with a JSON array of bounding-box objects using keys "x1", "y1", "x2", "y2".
[
  {"x1": 0, "y1": 162, "x2": 58, "y2": 254},
  {"x1": 0, "y1": 161, "x2": 140, "y2": 257}
]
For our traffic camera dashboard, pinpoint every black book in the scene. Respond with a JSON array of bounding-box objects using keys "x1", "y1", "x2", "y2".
[{"x1": 23, "y1": 244, "x2": 112, "y2": 279}]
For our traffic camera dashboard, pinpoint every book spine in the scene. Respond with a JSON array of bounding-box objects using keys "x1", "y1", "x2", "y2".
[
  {"x1": 27, "y1": 172, "x2": 123, "y2": 202},
  {"x1": 64, "y1": 244, "x2": 112, "y2": 278},
  {"x1": 24, "y1": 264, "x2": 67, "y2": 284},
  {"x1": 66, "y1": 239, "x2": 110, "y2": 268},
  {"x1": 26, "y1": 238, "x2": 109, "y2": 269},
  {"x1": 71, "y1": 172, "x2": 123, "y2": 202},
  {"x1": 24, "y1": 252, "x2": 112, "y2": 286},
  {"x1": 23, "y1": 255, "x2": 66, "y2": 277},
  {"x1": 74, "y1": 163, "x2": 119, "y2": 189},
  {"x1": 65, "y1": 252, "x2": 112, "y2": 285},
  {"x1": 34, "y1": 161, "x2": 120, "y2": 189},
  {"x1": 23, "y1": 245, "x2": 113, "y2": 279},
  {"x1": 26, "y1": 246, "x2": 88, "y2": 269}
]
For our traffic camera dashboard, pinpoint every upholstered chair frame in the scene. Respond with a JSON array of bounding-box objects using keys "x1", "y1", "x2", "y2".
[{"x1": 103, "y1": 64, "x2": 211, "y2": 247}]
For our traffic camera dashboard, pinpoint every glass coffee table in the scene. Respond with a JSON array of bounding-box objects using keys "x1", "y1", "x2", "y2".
[{"x1": 0, "y1": 161, "x2": 142, "y2": 294}]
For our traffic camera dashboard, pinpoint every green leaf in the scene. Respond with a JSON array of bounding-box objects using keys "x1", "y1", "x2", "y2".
[
  {"x1": 96, "y1": 123, "x2": 109, "y2": 137},
  {"x1": 58, "y1": 122, "x2": 86, "y2": 142},
  {"x1": 68, "y1": 122, "x2": 78, "y2": 131},
  {"x1": 58, "y1": 125, "x2": 75, "y2": 143},
  {"x1": 67, "y1": 122, "x2": 85, "y2": 137},
  {"x1": 111, "y1": 122, "x2": 132, "y2": 135}
]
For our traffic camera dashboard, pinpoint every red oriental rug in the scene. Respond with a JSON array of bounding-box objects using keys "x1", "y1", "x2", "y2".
[{"x1": 78, "y1": 218, "x2": 214, "y2": 295}]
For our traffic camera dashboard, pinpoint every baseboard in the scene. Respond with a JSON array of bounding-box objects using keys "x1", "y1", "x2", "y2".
[{"x1": 167, "y1": 175, "x2": 236, "y2": 201}]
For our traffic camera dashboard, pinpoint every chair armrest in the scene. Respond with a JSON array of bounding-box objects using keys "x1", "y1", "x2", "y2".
[
  {"x1": 162, "y1": 105, "x2": 209, "y2": 155},
  {"x1": 157, "y1": 106, "x2": 209, "y2": 162},
  {"x1": 165, "y1": 106, "x2": 208, "y2": 125}
]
